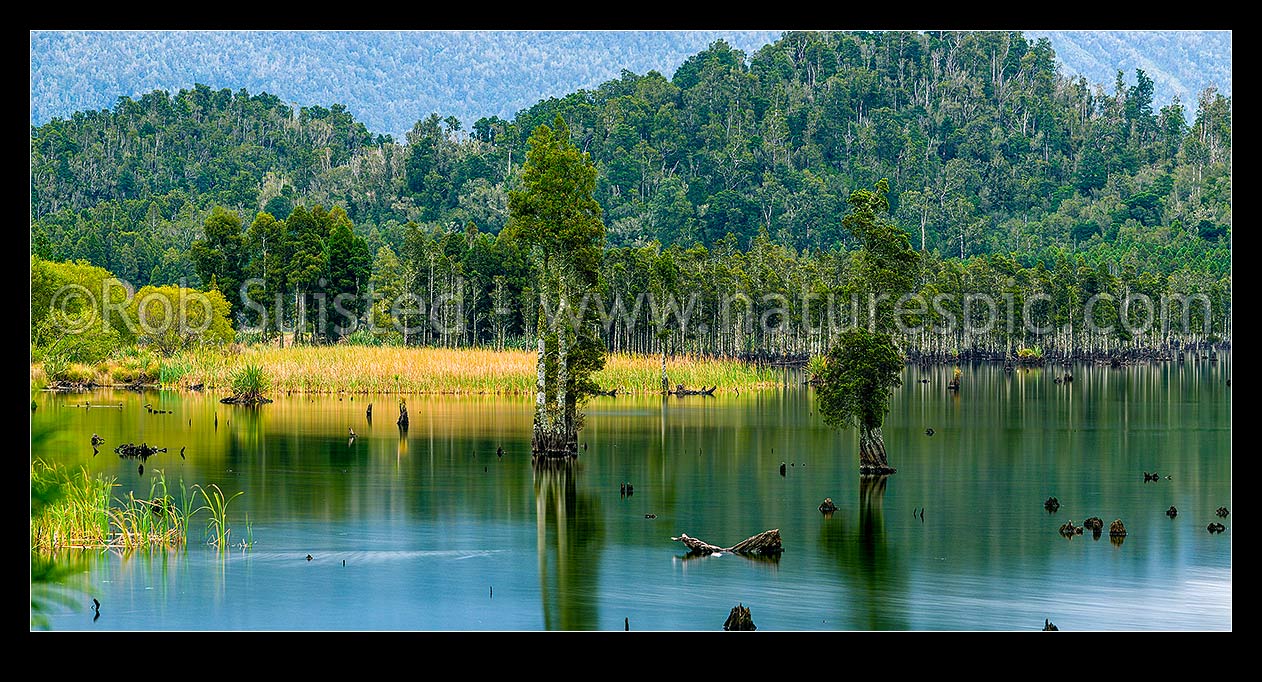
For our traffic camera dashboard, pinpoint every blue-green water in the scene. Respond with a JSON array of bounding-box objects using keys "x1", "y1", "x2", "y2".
[{"x1": 31, "y1": 358, "x2": 1231, "y2": 631}]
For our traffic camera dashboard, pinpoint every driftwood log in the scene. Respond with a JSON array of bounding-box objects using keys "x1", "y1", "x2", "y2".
[{"x1": 671, "y1": 529, "x2": 782, "y2": 556}]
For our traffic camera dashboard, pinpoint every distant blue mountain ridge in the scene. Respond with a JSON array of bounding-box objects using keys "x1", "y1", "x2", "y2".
[{"x1": 30, "y1": 30, "x2": 1229, "y2": 136}]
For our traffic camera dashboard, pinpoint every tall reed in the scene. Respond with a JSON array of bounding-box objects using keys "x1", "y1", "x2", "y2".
[
  {"x1": 193, "y1": 483, "x2": 243, "y2": 550},
  {"x1": 31, "y1": 460, "x2": 245, "y2": 553}
]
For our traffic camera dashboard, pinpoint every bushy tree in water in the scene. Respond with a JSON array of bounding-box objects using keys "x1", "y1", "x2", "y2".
[
  {"x1": 815, "y1": 179, "x2": 917, "y2": 475},
  {"x1": 505, "y1": 115, "x2": 607, "y2": 457},
  {"x1": 815, "y1": 329, "x2": 905, "y2": 474}
]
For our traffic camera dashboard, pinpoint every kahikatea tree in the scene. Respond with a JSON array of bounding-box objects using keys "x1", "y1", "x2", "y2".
[
  {"x1": 506, "y1": 115, "x2": 606, "y2": 458},
  {"x1": 816, "y1": 179, "x2": 918, "y2": 475}
]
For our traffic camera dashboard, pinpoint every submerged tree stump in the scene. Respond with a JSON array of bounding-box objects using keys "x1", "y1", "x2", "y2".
[
  {"x1": 397, "y1": 401, "x2": 409, "y2": 430},
  {"x1": 670, "y1": 384, "x2": 717, "y2": 396},
  {"x1": 1109, "y1": 519, "x2": 1127, "y2": 537},
  {"x1": 723, "y1": 603, "x2": 756, "y2": 631},
  {"x1": 671, "y1": 529, "x2": 783, "y2": 557},
  {"x1": 532, "y1": 426, "x2": 579, "y2": 458},
  {"x1": 220, "y1": 395, "x2": 273, "y2": 405}
]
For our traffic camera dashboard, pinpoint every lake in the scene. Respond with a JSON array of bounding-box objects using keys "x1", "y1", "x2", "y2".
[{"x1": 30, "y1": 357, "x2": 1232, "y2": 631}]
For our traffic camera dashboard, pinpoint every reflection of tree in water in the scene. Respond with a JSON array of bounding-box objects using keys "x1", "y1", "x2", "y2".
[
  {"x1": 226, "y1": 405, "x2": 264, "y2": 466},
  {"x1": 534, "y1": 458, "x2": 603, "y2": 631},
  {"x1": 817, "y1": 475, "x2": 908, "y2": 630}
]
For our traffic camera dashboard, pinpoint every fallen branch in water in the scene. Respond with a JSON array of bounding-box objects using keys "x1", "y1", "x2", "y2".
[{"x1": 671, "y1": 529, "x2": 783, "y2": 556}]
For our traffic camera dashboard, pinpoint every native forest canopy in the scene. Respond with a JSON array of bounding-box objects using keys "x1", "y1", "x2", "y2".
[{"x1": 31, "y1": 31, "x2": 1231, "y2": 359}]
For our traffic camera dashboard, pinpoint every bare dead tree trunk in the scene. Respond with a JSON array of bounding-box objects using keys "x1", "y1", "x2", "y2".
[
  {"x1": 557, "y1": 323, "x2": 569, "y2": 435},
  {"x1": 534, "y1": 333, "x2": 548, "y2": 434},
  {"x1": 661, "y1": 344, "x2": 669, "y2": 394}
]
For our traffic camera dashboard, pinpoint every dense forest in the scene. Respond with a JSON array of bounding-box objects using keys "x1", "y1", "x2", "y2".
[{"x1": 30, "y1": 30, "x2": 1231, "y2": 358}]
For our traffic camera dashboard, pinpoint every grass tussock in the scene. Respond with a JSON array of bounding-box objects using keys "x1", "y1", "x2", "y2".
[{"x1": 229, "y1": 362, "x2": 271, "y2": 402}]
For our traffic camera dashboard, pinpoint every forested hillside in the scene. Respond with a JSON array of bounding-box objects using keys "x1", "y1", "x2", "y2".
[{"x1": 30, "y1": 30, "x2": 1231, "y2": 354}]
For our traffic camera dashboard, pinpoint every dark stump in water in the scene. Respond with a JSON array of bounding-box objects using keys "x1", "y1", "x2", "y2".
[
  {"x1": 1083, "y1": 517, "x2": 1104, "y2": 532},
  {"x1": 1207, "y1": 523, "x2": 1226, "y2": 534},
  {"x1": 1059, "y1": 521, "x2": 1083, "y2": 537},
  {"x1": 818, "y1": 497, "x2": 838, "y2": 514},
  {"x1": 532, "y1": 428, "x2": 578, "y2": 458},
  {"x1": 1043, "y1": 618, "x2": 1059, "y2": 631},
  {"x1": 397, "y1": 401, "x2": 409, "y2": 430},
  {"x1": 1216, "y1": 507, "x2": 1229, "y2": 518},
  {"x1": 1044, "y1": 497, "x2": 1060, "y2": 512},
  {"x1": 723, "y1": 603, "x2": 756, "y2": 631},
  {"x1": 1109, "y1": 519, "x2": 1127, "y2": 537}
]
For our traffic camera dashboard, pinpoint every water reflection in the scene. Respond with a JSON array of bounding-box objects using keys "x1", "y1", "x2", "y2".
[
  {"x1": 32, "y1": 355, "x2": 1231, "y2": 631},
  {"x1": 533, "y1": 458, "x2": 603, "y2": 630},
  {"x1": 818, "y1": 475, "x2": 908, "y2": 630}
]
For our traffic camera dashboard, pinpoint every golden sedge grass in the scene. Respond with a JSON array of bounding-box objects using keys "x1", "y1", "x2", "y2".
[{"x1": 150, "y1": 345, "x2": 784, "y2": 395}]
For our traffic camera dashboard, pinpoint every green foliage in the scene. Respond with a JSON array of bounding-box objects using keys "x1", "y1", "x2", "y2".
[
  {"x1": 806, "y1": 354, "x2": 827, "y2": 379},
  {"x1": 190, "y1": 207, "x2": 247, "y2": 305},
  {"x1": 30, "y1": 256, "x2": 129, "y2": 364},
  {"x1": 842, "y1": 179, "x2": 920, "y2": 332},
  {"x1": 125, "y1": 283, "x2": 234, "y2": 354},
  {"x1": 814, "y1": 328, "x2": 905, "y2": 431},
  {"x1": 1016, "y1": 345, "x2": 1044, "y2": 359},
  {"x1": 508, "y1": 116, "x2": 608, "y2": 408},
  {"x1": 230, "y1": 362, "x2": 271, "y2": 401}
]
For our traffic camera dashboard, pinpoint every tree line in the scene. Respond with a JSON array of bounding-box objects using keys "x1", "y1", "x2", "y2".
[{"x1": 30, "y1": 31, "x2": 1230, "y2": 356}]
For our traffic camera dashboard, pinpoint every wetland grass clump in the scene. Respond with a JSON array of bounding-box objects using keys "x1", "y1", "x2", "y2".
[
  {"x1": 30, "y1": 459, "x2": 112, "y2": 550},
  {"x1": 30, "y1": 460, "x2": 246, "y2": 553},
  {"x1": 108, "y1": 472, "x2": 189, "y2": 550},
  {"x1": 223, "y1": 362, "x2": 273, "y2": 404}
]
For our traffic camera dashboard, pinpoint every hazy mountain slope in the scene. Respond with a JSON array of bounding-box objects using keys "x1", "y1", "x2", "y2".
[
  {"x1": 1025, "y1": 30, "x2": 1231, "y2": 107},
  {"x1": 30, "y1": 30, "x2": 784, "y2": 135}
]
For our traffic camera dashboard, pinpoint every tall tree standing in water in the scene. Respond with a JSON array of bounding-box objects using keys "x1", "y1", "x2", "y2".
[
  {"x1": 506, "y1": 115, "x2": 607, "y2": 458},
  {"x1": 815, "y1": 179, "x2": 919, "y2": 475}
]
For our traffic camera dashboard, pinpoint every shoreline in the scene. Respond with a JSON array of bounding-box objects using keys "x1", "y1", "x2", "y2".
[{"x1": 33, "y1": 344, "x2": 1231, "y2": 397}]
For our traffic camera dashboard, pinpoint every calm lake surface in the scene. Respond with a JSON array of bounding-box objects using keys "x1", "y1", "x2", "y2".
[{"x1": 31, "y1": 358, "x2": 1232, "y2": 631}]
